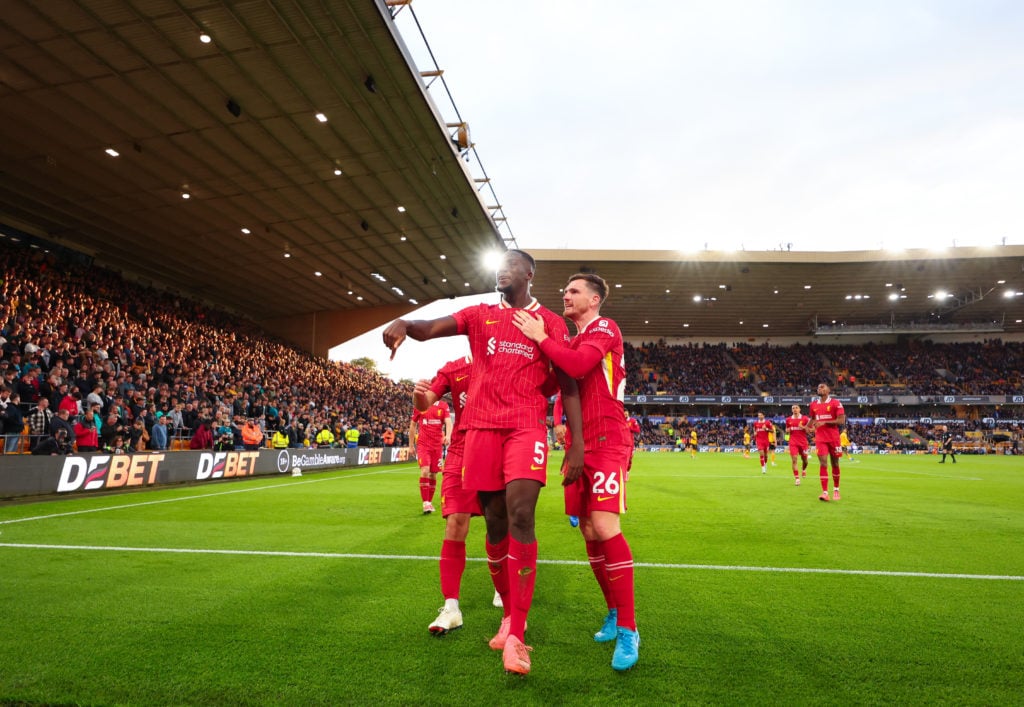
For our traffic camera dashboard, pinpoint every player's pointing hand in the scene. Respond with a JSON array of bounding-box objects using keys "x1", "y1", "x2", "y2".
[{"x1": 382, "y1": 320, "x2": 408, "y2": 360}]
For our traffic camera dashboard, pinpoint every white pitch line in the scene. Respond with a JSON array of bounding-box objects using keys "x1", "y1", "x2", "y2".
[
  {"x1": 0, "y1": 466, "x2": 409, "y2": 526},
  {"x1": 0, "y1": 542, "x2": 1020, "y2": 582}
]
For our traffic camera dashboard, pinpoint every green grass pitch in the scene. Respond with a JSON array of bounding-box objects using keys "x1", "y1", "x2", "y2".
[{"x1": 1, "y1": 450, "x2": 1022, "y2": 705}]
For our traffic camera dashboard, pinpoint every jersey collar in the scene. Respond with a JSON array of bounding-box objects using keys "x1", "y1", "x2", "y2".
[{"x1": 499, "y1": 297, "x2": 540, "y2": 311}]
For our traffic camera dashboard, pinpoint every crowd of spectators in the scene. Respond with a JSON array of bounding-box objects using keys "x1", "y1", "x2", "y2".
[
  {"x1": 2, "y1": 238, "x2": 1022, "y2": 457},
  {"x1": 625, "y1": 339, "x2": 1023, "y2": 397},
  {"x1": 0, "y1": 240, "x2": 413, "y2": 454},
  {"x1": 626, "y1": 342, "x2": 758, "y2": 396},
  {"x1": 627, "y1": 415, "x2": 1019, "y2": 451}
]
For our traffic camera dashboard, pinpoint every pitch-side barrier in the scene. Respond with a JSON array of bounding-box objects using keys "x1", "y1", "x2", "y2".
[{"x1": 0, "y1": 447, "x2": 413, "y2": 500}]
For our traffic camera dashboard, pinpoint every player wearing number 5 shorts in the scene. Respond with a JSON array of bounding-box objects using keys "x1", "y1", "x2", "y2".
[
  {"x1": 513, "y1": 272, "x2": 639, "y2": 672},
  {"x1": 384, "y1": 250, "x2": 584, "y2": 676}
]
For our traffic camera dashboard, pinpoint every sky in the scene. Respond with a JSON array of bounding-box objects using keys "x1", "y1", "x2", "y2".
[{"x1": 332, "y1": 0, "x2": 1024, "y2": 380}]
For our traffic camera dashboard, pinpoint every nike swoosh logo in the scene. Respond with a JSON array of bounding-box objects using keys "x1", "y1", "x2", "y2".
[
  {"x1": 485, "y1": 319, "x2": 500, "y2": 325},
  {"x1": 530, "y1": 464, "x2": 544, "y2": 471},
  {"x1": 597, "y1": 495, "x2": 616, "y2": 502},
  {"x1": 455, "y1": 375, "x2": 468, "y2": 381},
  {"x1": 609, "y1": 575, "x2": 623, "y2": 582}
]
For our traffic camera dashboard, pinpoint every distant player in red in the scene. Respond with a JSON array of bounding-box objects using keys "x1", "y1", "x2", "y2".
[
  {"x1": 626, "y1": 415, "x2": 641, "y2": 443},
  {"x1": 513, "y1": 272, "x2": 639, "y2": 672},
  {"x1": 414, "y1": 356, "x2": 491, "y2": 635},
  {"x1": 383, "y1": 249, "x2": 584, "y2": 676},
  {"x1": 626, "y1": 414, "x2": 641, "y2": 478},
  {"x1": 753, "y1": 412, "x2": 773, "y2": 474},
  {"x1": 409, "y1": 398, "x2": 452, "y2": 514},
  {"x1": 785, "y1": 404, "x2": 811, "y2": 485},
  {"x1": 809, "y1": 383, "x2": 846, "y2": 501}
]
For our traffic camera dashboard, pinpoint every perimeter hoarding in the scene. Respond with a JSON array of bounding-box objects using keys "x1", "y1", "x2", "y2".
[{"x1": 0, "y1": 447, "x2": 412, "y2": 500}]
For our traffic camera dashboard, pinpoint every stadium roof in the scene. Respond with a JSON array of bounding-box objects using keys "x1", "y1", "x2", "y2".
[
  {"x1": 0, "y1": 0, "x2": 507, "y2": 326},
  {"x1": 530, "y1": 247, "x2": 1024, "y2": 340},
  {"x1": 2, "y1": 0, "x2": 1022, "y2": 349}
]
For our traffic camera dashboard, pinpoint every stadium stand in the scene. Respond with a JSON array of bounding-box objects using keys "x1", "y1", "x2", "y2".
[
  {"x1": 2, "y1": 238, "x2": 1021, "y2": 456},
  {"x1": 1, "y1": 240, "x2": 412, "y2": 453}
]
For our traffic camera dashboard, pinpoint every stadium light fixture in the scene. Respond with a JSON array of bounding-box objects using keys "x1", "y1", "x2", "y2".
[
  {"x1": 241, "y1": 227, "x2": 250, "y2": 234},
  {"x1": 104, "y1": 148, "x2": 119, "y2": 157},
  {"x1": 199, "y1": 33, "x2": 212, "y2": 44},
  {"x1": 315, "y1": 112, "x2": 328, "y2": 123},
  {"x1": 482, "y1": 251, "x2": 503, "y2": 271},
  {"x1": 693, "y1": 295, "x2": 702, "y2": 302}
]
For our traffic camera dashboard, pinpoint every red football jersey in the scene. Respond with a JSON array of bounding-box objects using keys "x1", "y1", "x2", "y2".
[
  {"x1": 429, "y1": 356, "x2": 472, "y2": 426},
  {"x1": 453, "y1": 299, "x2": 569, "y2": 430},
  {"x1": 809, "y1": 397, "x2": 844, "y2": 444},
  {"x1": 753, "y1": 419, "x2": 773, "y2": 445},
  {"x1": 412, "y1": 400, "x2": 449, "y2": 446},
  {"x1": 429, "y1": 356, "x2": 472, "y2": 452},
  {"x1": 785, "y1": 414, "x2": 810, "y2": 445},
  {"x1": 566, "y1": 316, "x2": 630, "y2": 451}
]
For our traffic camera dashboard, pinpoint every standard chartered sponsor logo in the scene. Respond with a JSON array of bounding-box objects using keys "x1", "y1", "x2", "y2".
[
  {"x1": 496, "y1": 340, "x2": 535, "y2": 358},
  {"x1": 487, "y1": 337, "x2": 496, "y2": 355}
]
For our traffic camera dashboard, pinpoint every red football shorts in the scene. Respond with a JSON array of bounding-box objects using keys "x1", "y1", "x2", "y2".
[
  {"x1": 416, "y1": 441, "x2": 444, "y2": 474},
  {"x1": 440, "y1": 437, "x2": 481, "y2": 517},
  {"x1": 564, "y1": 443, "x2": 631, "y2": 517},
  {"x1": 815, "y1": 439, "x2": 842, "y2": 459},
  {"x1": 462, "y1": 428, "x2": 548, "y2": 493},
  {"x1": 789, "y1": 441, "x2": 809, "y2": 455}
]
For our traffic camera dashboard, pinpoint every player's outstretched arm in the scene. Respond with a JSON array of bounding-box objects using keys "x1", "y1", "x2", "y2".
[{"x1": 383, "y1": 316, "x2": 459, "y2": 359}]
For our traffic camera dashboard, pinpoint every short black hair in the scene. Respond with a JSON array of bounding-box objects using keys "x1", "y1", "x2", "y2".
[{"x1": 506, "y1": 249, "x2": 536, "y2": 274}]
